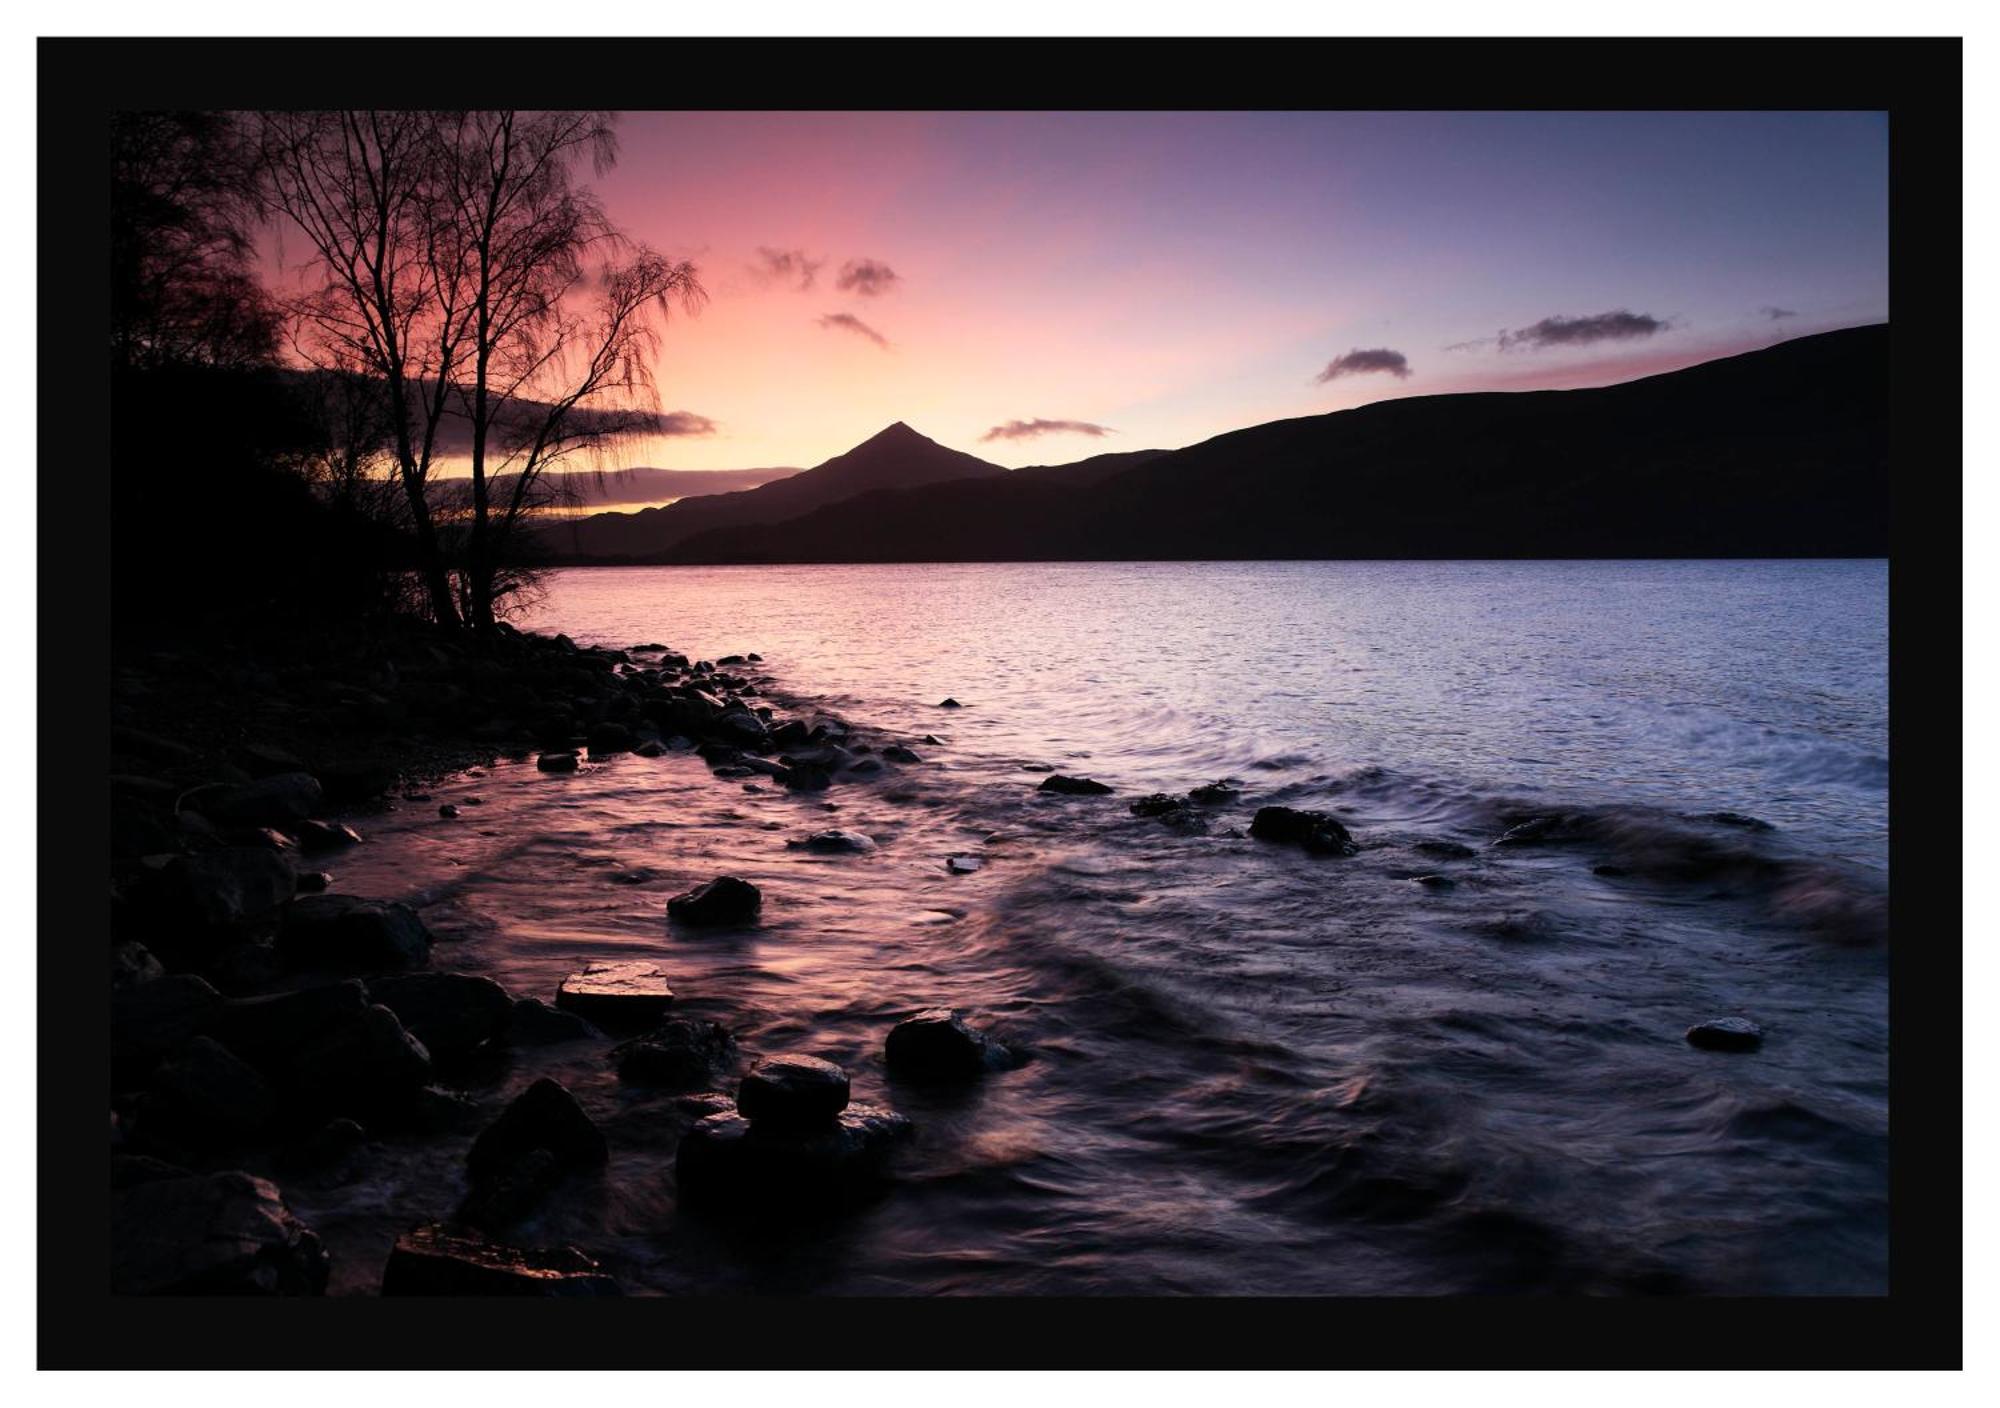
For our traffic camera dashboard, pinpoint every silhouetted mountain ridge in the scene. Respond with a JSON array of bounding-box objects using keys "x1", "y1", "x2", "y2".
[{"x1": 640, "y1": 325, "x2": 1888, "y2": 564}]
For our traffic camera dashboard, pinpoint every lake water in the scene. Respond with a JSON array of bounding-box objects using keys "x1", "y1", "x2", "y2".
[{"x1": 302, "y1": 560, "x2": 1889, "y2": 1295}]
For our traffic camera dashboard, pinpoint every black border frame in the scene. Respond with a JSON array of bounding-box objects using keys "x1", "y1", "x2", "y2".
[{"x1": 39, "y1": 34, "x2": 1963, "y2": 1370}]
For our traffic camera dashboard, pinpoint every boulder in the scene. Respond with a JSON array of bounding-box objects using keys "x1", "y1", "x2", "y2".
[
  {"x1": 537, "y1": 750, "x2": 580, "y2": 773},
  {"x1": 111, "y1": 1171, "x2": 329, "y2": 1296},
  {"x1": 936, "y1": 698, "x2": 963, "y2": 709},
  {"x1": 288, "y1": 1004, "x2": 434, "y2": 1108},
  {"x1": 1414, "y1": 839, "x2": 1478, "y2": 860},
  {"x1": 1686, "y1": 1017, "x2": 1765, "y2": 1052},
  {"x1": 554, "y1": 961, "x2": 676, "y2": 1025},
  {"x1": 675, "y1": 1104, "x2": 913, "y2": 1211},
  {"x1": 1039, "y1": 775, "x2": 1113, "y2": 796},
  {"x1": 586, "y1": 721, "x2": 635, "y2": 755},
  {"x1": 198, "y1": 772, "x2": 324, "y2": 828},
  {"x1": 787, "y1": 829, "x2": 876, "y2": 854},
  {"x1": 209, "y1": 981, "x2": 369, "y2": 1073},
  {"x1": 112, "y1": 974, "x2": 225, "y2": 1080},
  {"x1": 1249, "y1": 806, "x2": 1360, "y2": 856},
  {"x1": 110, "y1": 940, "x2": 164, "y2": 990},
  {"x1": 437, "y1": 804, "x2": 461, "y2": 820},
  {"x1": 236, "y1": 742, "x2": 306, "y2": 777},
  {"x1": 459, "y1": 1147, "x2": 563, "y2": 1229},
  {"x1": 135, "y1": 846, "x2": 296, "y2": 935},
  {"x1": 381, "y1": 1223, "x2": 620, "y2": 1297},
  {"x1": 613, "y1": 1019, "x2": 737, "y2": 1089},
  {"x1": 882, "y1": 745, "x2": 922, "y2": 764},
  {"x1": 277, "y1": 1118, "x2": 367, "y2": 1178},
  {"x1": 1129, "y1": 793, "x2": 1184, "y2": 817},
  {"x1": 633, "y1": 739, "x2": 668, "y2": 759},
  {"x1": 884, "y1": 1008, "x2": 1009, "y2": 1082},
  {"x1": 279, "y1": 894, "x2": 433, "y2": 972},
  {"x1": 507, "y1": 997, "x2": 600, "y2": 1045},
  {"x1": 1187, "y1": 781, "x2": 1239, "y2": 805},
  {"x1": 466, "y1": 1078, "x2": 608, "y2": 1181},
  {"x1": 368, "y1": 972, "x2": 513, "y2": 1061},
  {"x1": 736, "y1": 1054, "x2": 850, "y2": 1131},
  {"x1": 144, "y1": 1036, "x2": 277, "y2": 1143},
  {"x1": 667, "y1": 876, "x2": 762, "y2": 927},
  {"x1": 1699, "y1": 811, "x2": 1776, "y2": 832}
]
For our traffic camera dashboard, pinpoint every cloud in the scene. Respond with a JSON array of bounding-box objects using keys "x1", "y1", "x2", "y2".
[
  {"x1": 979, "y1": 418, "x2": 1115, "y2": 442},
  {"x1": 1759, "y1": 305, "x2": 1798, "y2": 321},
  {"x1": 751, "y1": 246, "x2": 824, "y2": 291},
  {"x1": 1314, "y1": 347, "x2": 1412, "y2": 383},
  {"x1": 817, "y1": 312, "x2": 890, "y2": 349},
  {"x1": 1496, "y1": 310, "x2": 1669, "y2": 352},
  {"x1": 648, "y1": 410, "x2": 719, "y2": 437},
  {"x1": 835, "y1": 258, "x2": 900, "y2": 297}
]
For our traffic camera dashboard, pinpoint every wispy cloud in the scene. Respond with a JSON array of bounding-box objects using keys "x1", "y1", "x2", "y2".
[
  {"x1": 751, "y1": 246, "x2": 824, "y2": 291},
  {"x1": 979, "y1": 418, "x2": 1114, "y2": 442},
  {"x1": 835, "y1": 258, "x2": 900, "y2": 297},
  {"x1": 1314, "y1": 347, "x2": 1412, "y2": 383},
  {"x1": 1496, "y1": 310, "x2": 1669, "y2": 352},
  {"x1": 650, "y1": 411, "x2": 719, "y2": 437},
  {"x1": 817, "y1": 312, "x2": 890, "y2": 349},
  {"x1": 1759, "y1": 305, "x2": 1798, "y2": 321}
]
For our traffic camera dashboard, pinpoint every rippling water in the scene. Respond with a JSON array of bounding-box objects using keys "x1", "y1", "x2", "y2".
[{"x1": 299, "y1": 560, "x2": 1888, "y2": 1296}]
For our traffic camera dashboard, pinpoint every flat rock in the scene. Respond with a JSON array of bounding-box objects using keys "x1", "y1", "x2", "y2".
[
  {"x1": 555, "y1": 961, "x2": 676, "y2": 1024},
  {"x1": 1686, "y1": 1017, "x2": 1765, "y2": 1052},
  {"x1": 667, "y1": 875, "x2": 762, "y2": 927},
  {"x1": 737, "y1": 1054, "x2": 850, "y2": 1130},
  {"x1": 381, "y1": 1223, "x2": 620, "y2": 1297}
]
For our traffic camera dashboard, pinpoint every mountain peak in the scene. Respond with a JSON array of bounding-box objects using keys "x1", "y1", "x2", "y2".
[{"x1": 862, "y1": 420, "x2": 927, "y2": 447}]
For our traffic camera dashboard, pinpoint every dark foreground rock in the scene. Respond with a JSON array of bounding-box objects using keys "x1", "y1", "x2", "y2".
[
  {"x1": 1686, "y1": 1017, "x2": 1765, "y2": 1052},
  {"x1": 736, "y1": 1054, "x2": 850, "y2": 1130},
  {"x1": 508, "y1": 997, "x2": 600, "y2": 1044},
  {"x1": 467, "y1": 1078, "x2": 608, "y2": 1182},
  {"x1": 1249, "y1": 805, "x2": 1360, "y2": 856},
  {"x1": 536, "y1": 750, "x2": 580, "y2": 773},
  {"x1": 1039, "y1": 774, "x2": 1113, "y2": 796},
  {"x1": 368, "y1": 972, "x2": 513, "y2": 1061},
  {"x1": 1187, "y1": 781, "x2": 1240, "y2": 805},
  {"x1": 667, "y1": 875, "x2": 762, "y2": 926},
  {"x1": 381, "y1": 1223, "x2": 621, "y2": 1297},
  {"x1": 554, "y1": 961, "x2": 676, "y2": 1025},
  {"x1": 884, "y1": 1008, "x2": 1010, "y2": 1082},
  {"x1": 142, "y1": 1036, "x2": 276, "y2": 1144},
  {"x1": 111, "y1": 1170, "x2": 329, "y2": 1295},
  {"x1": 1414, "y1": 839, "x2": 1479, "y2": 860},
  {"x1": 675, "y1": 1104, "x2": 914, "y2": 1212},
  {"x1": 613, "y1": 1019, "x2": 737, "y2": 1089},
  {"x1": 196, "y1": 772, "x2": 324, "y2": 828},
  {"x1": 279, "y1": 894, "x2": 434, "y2": 972}
]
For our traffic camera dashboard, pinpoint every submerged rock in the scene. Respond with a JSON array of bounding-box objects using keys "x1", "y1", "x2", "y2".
[
  {"x1": 1686, "y1": 1017, "x2": 1765, "y2": 1052},
  {"x1": 675, "y1": 1104, "x2": 913, "y2": 1211},
  {"x1": 884, "y1": 1008, "x2": 1009, "y2": 1083},
  {"x1": 788, "y1": 828, "x2": 876, "y2": 854},
  {"x1": 1249, "y1": 805, "x2": 1360, "y2": 856},
  {"x1": 536, "y1": 750, "x2": 580, "y2": 773},
  {"x1": 437, "y1": 804, "x2": 460, "y2": 820},
  {"x1": 613, "y1": 1018, "x2": 737, "y2": 1089},
  {"x1": 936, "y1": 698, "x2": 963, "y2": 709},
  {"x1": 554, "y1": 961, "x2": 675, "y2": 1025},
  {"x1": 736, "y1": 1054, "x2": 850, "y2": 1131},
  {"x1": 1039, "y1": 774, "x2": 1113, "y2": 796},
  {"x1": 1187, "y1": 781, "x2": 1240, "y2": 805},
  {"x1": 278, "y1": 894, "x2": 434, "y2": 972},
  {"x1": 381, "y1": 1223, "x2": 620, "y2": 1297},
  {"x1": 111, "y1": 1170, "x2": 329, "y2": 1296},
  {"x1": 292, "y1": 818, "x2": 363, "y2": 853},
  {"x1": 882, "y1": 745, "x2": 923, "y2": 764},
  {"x1": 1414, "y1": 839, "x2": 1479, "y2": 860},
  {"x1": 667, "y1": 875, "x2": 762, "y2": 927},
  {"x1": 1699, "y1": 811, "x2": 1777, "y2": 832}
]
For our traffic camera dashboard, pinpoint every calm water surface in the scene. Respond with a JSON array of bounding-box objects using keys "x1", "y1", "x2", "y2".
[{"x1": 301, "y1": 561, "x2": 1888, "y2": 1295}]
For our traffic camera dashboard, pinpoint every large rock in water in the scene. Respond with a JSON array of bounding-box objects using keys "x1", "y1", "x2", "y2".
[
  {"x1": 666, "y1": 876, "x2": 762, "y2": 927},
  {"x1": 279, "y1": 894, "x2": 434, "y2": 972},
  {"x1": 1686, "y1": 1017, "x2": 1765, "y2": 1052},
  {"x1": 381, "y1": 1223, "x2": 621, "y2": 1297},
  {"x1": 111, "y1": 1171, "x2": 329, "y2": 1295},
  {"x1": 368, "y1": 972, "x2": 513, "y2": 1061},
  {"x1": 1039, "y1": 774, "x2": 1113, "y2": 796},
  {"x1": 675, "y1": 1105, "x2": 913, "y2": 1212},
  {"x1": 466, "y1": 1078, "x2": 608, "y2": 1181},
  {"x1": 507, "y1": 997, "x2": 599, "y2": 1045},
  {"x1": 554, "y1": 961, "x2": 675, "y2": 1025},
  {"x1": 613, "y1": 1018, "x2": 736, "y2": 1089},
  {"x1": 884, "y1": 1008, "x2": 1009, "y2": 1083},
  {"x1": 736, "y1": 1054, "x2": 850, "y2": 1130},
  {"x1": 197, "y1": 772, "x2": 324, "y2": 828},
  {"x1": 1249, "y1": 805, "x2": 1360, "y2": 856}
]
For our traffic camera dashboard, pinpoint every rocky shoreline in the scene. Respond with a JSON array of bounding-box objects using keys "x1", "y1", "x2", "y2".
[{"x1": 109, "y1": 620, "x2": 1047, "y2": 1295}]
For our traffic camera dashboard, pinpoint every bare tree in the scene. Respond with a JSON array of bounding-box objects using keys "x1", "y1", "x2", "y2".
[
  {"x1": 433, "y1": 111, "x2": 703, "y2": 628},
  {"x1": 256, "y1": 111, "x2": 469, "y2": 628}
]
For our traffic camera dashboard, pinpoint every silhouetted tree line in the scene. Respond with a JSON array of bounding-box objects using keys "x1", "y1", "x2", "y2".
[{"x1": 110, "y1": 110, "x2": 701, "y2": 640}]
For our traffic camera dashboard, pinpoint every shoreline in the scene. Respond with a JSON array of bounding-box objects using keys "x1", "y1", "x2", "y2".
[{"x1": 110, "y1": 617, "x2": 972, "y2": 1296}]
